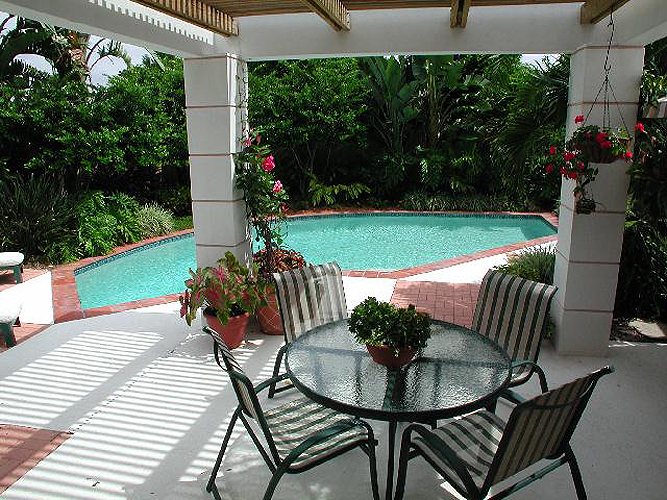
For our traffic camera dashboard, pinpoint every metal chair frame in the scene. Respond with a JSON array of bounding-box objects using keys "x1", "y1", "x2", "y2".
[
  {"x1": 204, "y1": 326, "x2": 380, "y2": 500},
  {"x1": 394, "y1": 365, "x2": 614, "y2": 500}
]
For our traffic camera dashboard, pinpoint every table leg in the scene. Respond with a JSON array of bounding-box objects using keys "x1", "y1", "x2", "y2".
[{"x1": 385, "y1": 420, "x2": 398, "y2": 500}]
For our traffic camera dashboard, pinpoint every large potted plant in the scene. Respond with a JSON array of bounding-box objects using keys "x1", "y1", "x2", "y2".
[
  {"x1": 179, "y1": 251, "x2": 270, "y2": 349},
  {"x1": 543, "y1": 116, "x2": 635, "y2": 214},
  {"x1": 348, "y1": 297, "x2": 431, "y2": 368},
  {"x1": 234, "y1": 129, "x2": 306, "y2": 335}
]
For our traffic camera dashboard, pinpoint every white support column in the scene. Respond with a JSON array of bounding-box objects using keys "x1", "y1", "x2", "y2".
[
  {"x1": 552, "y1": 45, "x2": 644, "y2": 355},
  {"x1": 184, "y1": 54, "x2": 250, "y2": 268}
]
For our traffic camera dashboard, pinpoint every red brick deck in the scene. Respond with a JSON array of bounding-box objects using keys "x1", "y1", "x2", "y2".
[{"x1": 0, "y1": 425, "x2": 71, "y2": 495}]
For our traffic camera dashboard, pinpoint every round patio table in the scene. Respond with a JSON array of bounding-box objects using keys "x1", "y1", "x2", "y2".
[{"x1": 285, "y1": 318, "x2": 512, "y2": 500}]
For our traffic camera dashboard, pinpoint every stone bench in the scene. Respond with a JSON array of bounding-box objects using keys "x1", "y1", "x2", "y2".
[
  {"x1": 0, "y1": 252, "x2": 24, "y2": 283},
  {"x1": 0, "y1": 300, "x2": 21, "y2": 347}
]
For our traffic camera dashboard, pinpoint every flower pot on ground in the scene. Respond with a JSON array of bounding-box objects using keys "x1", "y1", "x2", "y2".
[
  {"x1": 204, "y1": 306, "x2": 249, "y2": 349},
  {"x1": 349, "y1": 297, "x2": 431, "y2": 368},
  {"x1": 179, "y1": 251, "x2": 270, "y2": 349},
  {"x1": 254, "y1": 247, "x2": 307, "y2": 335}
]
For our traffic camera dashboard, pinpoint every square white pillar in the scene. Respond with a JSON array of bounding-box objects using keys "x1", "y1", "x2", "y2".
[
  {"x1": 183, "y1": 54, "x2": 250, "y2": 267},
  {"x1": 552, "y1": 45, "x2": 644, "y2": 355}
]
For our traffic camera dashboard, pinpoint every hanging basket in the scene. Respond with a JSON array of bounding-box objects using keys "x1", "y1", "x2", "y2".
[
  {"x1": 575, "y1": 196, "x2": 596, "y2": 214},
  {"x1": 579, "y1": 137, "x2": 631, "y2": 164}
]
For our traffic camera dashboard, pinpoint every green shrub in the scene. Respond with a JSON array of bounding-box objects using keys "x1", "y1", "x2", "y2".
[
  {"x1": 155, "y1": 185, "x2": 191, "y2": 216},
  {"x1": 68, "y1": 191, "x2": 141, "y2": 259},
  {"x1": 400, "y1": 191, "x2": 528, "y2": 212},
  {"x1": 494, "y1": 246, "x2": 556, "y2": 285},
  {"x1": 615, "y1": 219, "x2": 667, "y2": 320},
  {"x1": 307, "y1": 178, "x2": 371, "y2": 207},
  {"x1": 137, "y1": 202, "x2": 175, "y2": 238},
  {"x1": 0, "y1": 173, "x2": 75, "y2": 261}
]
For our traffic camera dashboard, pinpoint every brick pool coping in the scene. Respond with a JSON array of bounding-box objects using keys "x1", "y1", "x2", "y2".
[{"x1": 49, "y1": 211, "x2": 557, "y2": 324}]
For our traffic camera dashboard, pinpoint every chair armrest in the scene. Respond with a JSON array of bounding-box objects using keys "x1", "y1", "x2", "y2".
[
  {"x1": 511, "y1": 360, "x2": 549, "y2": 392},
  {"x1": 255, "y1": 373, "x2": 290, "y2": 394},
  {"x1": 498, "y1": 389, "x2": 526, "y2": 405}
]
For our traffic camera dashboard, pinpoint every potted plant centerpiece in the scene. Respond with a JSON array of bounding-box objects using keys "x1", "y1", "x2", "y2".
[
  {"x1": 179, "y1": 251, "x2": 270, "y2": 349},
  {"x1": 349, "y1": 297, "x2": 431, "y2": 368},
  {"x1": 234, "y1": 129, "x2": 307, "y2": 335}
]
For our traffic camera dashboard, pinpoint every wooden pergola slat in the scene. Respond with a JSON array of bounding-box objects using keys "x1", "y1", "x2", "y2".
[
  {"x1": 301, "y1": 0, "x2": 351, "y2": 31},
  {"x1": 133, "y1": 0, "x2": 239, "y2": 35},
  {"x1": 580, "y1": 0, "x2": 632, "y2": 24},
  {"x1": 450, "y1": 0, "x2": 471, "y2": 28}
]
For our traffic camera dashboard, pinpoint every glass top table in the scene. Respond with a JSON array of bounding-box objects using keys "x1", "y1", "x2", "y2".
[{"x1": 285, "y1": 318, "x2": 512, "y2": 500}]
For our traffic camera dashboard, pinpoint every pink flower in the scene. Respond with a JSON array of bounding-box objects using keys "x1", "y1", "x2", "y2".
[
  {"x1": 600, "y1": 140, "x2": 612, "y2": 149},
  {"x1": 576, "y1": 162, "x2": 585, "y2": 171},
  {"x1": 281, "y1": 204, "x2": 289, "y2": 214},
  {"x1": 545, "y1": 164, "x2": 554, "y2": 174},
  {"x1": 262, "y1": 155, "x2": 275, "y2": 172},
  {"x1": 596, "y1": 132, "x2": 608, "y2": 143},
  {"x1": 244, "y1": 137, "x2": 252, "y2": 147},
  {"x1": 635, "y1": 123, "x2": 645, "y2": 133},
  {"x1": 273, "y1": 180, "x2": 283, "y2": 193},
  {"x1": 568, "y1": 171, "x2": 578, "y2": 179},
  {"x1": 575, "y1": 115, "x2": 584, "y2": 124},
  {"x1": 624, "y1": 151, "x2": 634, "y2": 161},
  {"x1": 549, "y1": 146, "x2": 557, "y2": 155},
  {"x1": 563, "y1": 151, "x2": 575, "y2": 162}
]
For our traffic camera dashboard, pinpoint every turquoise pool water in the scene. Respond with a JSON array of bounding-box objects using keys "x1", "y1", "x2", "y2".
[{"x1": 75, "y1": 213, "x2": 555, "y2": 309}]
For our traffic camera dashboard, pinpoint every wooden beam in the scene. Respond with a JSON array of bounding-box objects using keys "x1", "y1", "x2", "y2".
[
  {"x1": 300, "y1": 0, "x2": 351, "y2": 31},
  {"x1": 132, "y1": 0, "x2": 238, "y2": 36},
  {"x1": 580, "y1": 0, "x2": 632, "y2": 24},
  {"x1": 450, "y1": 0, "x2": 472, "y2": 28}
]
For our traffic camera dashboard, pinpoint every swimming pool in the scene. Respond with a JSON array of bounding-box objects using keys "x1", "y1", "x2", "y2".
[{"x1": 75, "y1": 213, "x2": 555, "y2": 309}]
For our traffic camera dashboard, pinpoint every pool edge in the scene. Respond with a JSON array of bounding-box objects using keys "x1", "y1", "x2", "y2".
[{"x1": 51, "y1": 211, "x2": 558, "y2": 323}]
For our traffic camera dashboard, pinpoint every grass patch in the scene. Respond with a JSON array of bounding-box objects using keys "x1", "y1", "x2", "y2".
[{"x1": 173, "y1": 215, "x2": 194, "y2": 231}]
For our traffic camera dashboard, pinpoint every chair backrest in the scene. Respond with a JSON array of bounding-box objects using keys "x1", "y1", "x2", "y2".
[
  {"x1": 273, "y1": 262, "x2": 347, "y2": 342},
  {"x1": 484, "y1": 366, "x2": 613, "y2": 489},
  {"x1": 204, "y1": 327, "x2": 264, "y2": 422},
  {"x1": 472, "y1": 270, "x2": 557, "y2": 366}
]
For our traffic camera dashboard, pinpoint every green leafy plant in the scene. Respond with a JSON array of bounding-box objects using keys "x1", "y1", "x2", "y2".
[
  {"x1": 107, "y1": 192, "x2": 141, "y2": 243},
  {"x1": 307, "y1": 178, "x2": 371, "y2": 207},
  {"x1": 155, "y1": 185, "x2": 191, "y2": 216},
  {"x1": 348, "y1": 297, "x2": 431, "y2": 356},
  {"x1": 179, "y1": 251, "x2": 271, "y2": 327},
  {"x1": 400, "y1": 192, "x2": 526, "y2": 212},
  {"x1": 137, "y1": 202, "x2": 174, "y2": 238},
  {"x1": 0, "y1": 173, "x2": 75, "y2": 261},
  {"x1": 495, "y1": 246, "x2": 556, "y2": 285}
]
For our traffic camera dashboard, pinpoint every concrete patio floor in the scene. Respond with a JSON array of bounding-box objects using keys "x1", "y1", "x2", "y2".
[{"x1": 0, "y1": 297, "x2": 665, "y2": 500}]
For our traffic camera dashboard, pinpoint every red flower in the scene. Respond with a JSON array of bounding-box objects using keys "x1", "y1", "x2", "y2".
[
  {"x1": 549, "y1": 145, "x2": 557, "y2": 155},
  {"x1": 559, "y1": 166, "x2": 567, "y2": 176},
  {"x1": 575, "y1": 115, "x2": 585, "y2": 124},
  {"x1": 563, "y1": 151, "x2": 576, "y2": 162},
  {"x1": 585, "y1": 133, "x2": 592, "y2": 138},
  {"x1": 545, "y1": 164, "x2": 554, "y2": 174},
  {"x1": 244, "y1": 137, "x2": 252, "y2": 148},
  {"x1": 262, "y1": 155, "x2": 275, "y2": 172},
  {"x1": 273, "y1": 180, "x2": 283, "y2": 193},
  {"x1": 600, "y1": 140, "x2": 612, "y2": 149},
  {"x1": 624, "y1": 151, "x2": 634, "y2": 161},
  {"x1": 635, "y1": 123, "x2": 645, "y2": 133},
  {"x1": 568, "y1": 171, "x2": 578, "y2": 179},
  {"x1": 576, "y1": 162, "x2": 585, "y2": 171},
  {"x1": 596, "y1": 132, "x2": 609, "y2": 143}
]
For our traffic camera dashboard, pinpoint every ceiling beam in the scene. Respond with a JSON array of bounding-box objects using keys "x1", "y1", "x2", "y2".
[
  {"x1": 580, "y1": 0, "x2": 632, "y2": 24},
  {"x1": 132, "y1": 0, "x2": 238, "y2": 36},
  {"x1": 300, "y1": 0, "x2": 351, "y2": 31},
  {"x1": 450, "y1": 0, "x2": 472, "y2": 28}
]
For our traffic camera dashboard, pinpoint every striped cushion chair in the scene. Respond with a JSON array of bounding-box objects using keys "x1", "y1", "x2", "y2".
[
  {"x1": 394, "y1": 366, "x2": 613, "y2": 500},
  {"x1": 472, "y1": 270, "x2": 557, "y2": 391},
  {"x1": 203, "y1": 326, "x2": 379, "y2": 500},
  {"x1": 268, "y1": 262, "x2": 347, "y2": 398}
]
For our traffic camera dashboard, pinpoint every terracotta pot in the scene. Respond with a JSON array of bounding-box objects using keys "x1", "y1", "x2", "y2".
[
  {"x1": 204, "y1": 310, "x2": 249, "y2": 349},
  {"x1": 366, "y1": 345, "x2": 416, "y2": 368},
  {"x1": 257, "y1": 291, "x2": 284, "y2": 336}
]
